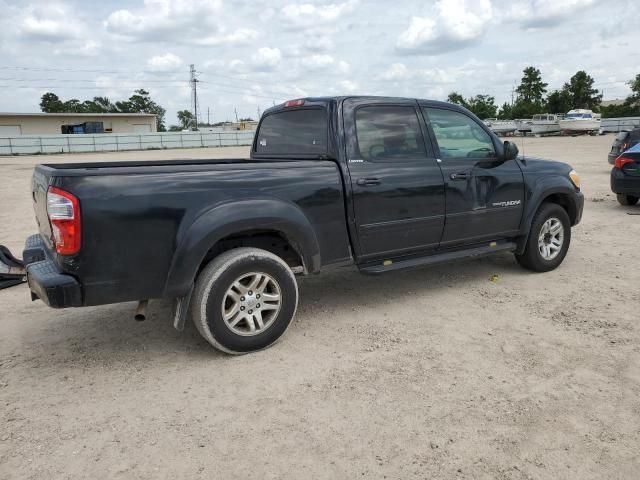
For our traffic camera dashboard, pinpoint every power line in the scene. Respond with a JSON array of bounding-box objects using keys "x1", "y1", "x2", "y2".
[{"x1": 1, "y1": 64, "x2": 303, "y2": 99}]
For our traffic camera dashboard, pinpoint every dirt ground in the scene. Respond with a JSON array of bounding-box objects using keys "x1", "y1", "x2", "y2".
[{"x1": 1, "y1": 136, "x2": 639, "y2": 479}]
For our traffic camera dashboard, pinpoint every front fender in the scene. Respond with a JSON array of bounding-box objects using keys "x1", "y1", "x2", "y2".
[
  {"x1": 516, "y1": 174, "x2": 583, "y2": 253},
  {"x1": 164, "y1": 198, "x2": 321, "y2": 297}
]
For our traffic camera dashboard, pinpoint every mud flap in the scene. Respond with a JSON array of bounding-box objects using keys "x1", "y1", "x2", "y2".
[
  {"x1": 172, "y1": 284, "x2": 194, "y2": 331},
  {"x1": 0, "y1": 245, "x2": 26, "y2": 290}
]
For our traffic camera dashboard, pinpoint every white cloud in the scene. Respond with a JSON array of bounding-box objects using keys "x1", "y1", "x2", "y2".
[
  {"x1": 194, "y1": 28, "x2": 259, "y2": 47},
  {"x1": 339, "y1": 80, "x2": 359, "y2": 92},
  {"x1": 396, "y1": 0, "x2": 493, "y2": 54},
  {"x1": 300, "y1": 53, "x2": 350, "y2": 73},
  {"x1": 147, "y1": 52, "x2": 183, "y2": 72},
  {"x1": 380, "y1": 63, "x2": 468, "y2": 85},
  {"x1": 505, "y1": 0, "x2": 595, "y2": 28},
  {"x1": 381, "y1": 63, "x2": 411, "y2": 81},
  {"x1": 54, "y1": 40, "x2": 101, "y2": 57},
  {"x1": 105, "y1": 0, "x2": 224, "y2": 42},
  {"x1": 19, "y1": 3, "x2": 85, "y2": 42},
  {"x1": 281, "y1": 0, "x2": 358, "y2": 27},
  {"x1": 252, "y1": 47, "x2": 282, "y2": 71}
]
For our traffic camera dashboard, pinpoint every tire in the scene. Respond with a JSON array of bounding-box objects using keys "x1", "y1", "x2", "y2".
[
  {"x1": 515, "y1": 203, "x2": 571, "y2": 272},
  {"x1": 616, "y1": 194, "x2": 639, "y2": 206},
  {"x1": 190, "y1": 247, "x2": 299, "y2": 354}
]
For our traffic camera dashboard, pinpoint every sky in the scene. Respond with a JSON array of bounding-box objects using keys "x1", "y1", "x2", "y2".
[{"x1": 0, "y1": 0, "x2": 638, "y2": 126}]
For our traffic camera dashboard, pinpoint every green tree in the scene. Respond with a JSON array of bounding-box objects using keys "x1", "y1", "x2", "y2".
[
  {"x1": 466, "y1": 95, "x2": 497, "y2": 119},
  {"x1": 177, "y1": 110, "x2": 194, "y2": 130},
  {"x1": 564, "y1": 71, "x2": 602, "y2": 110},
  {"x1": 82, "y1": 96, "x2": 117, "y2": 113},
  {"x1": 515, "y1": 67, "x2": 548, "y2": 104},
  {"x1": 117, "y1": 89, "x2": 166, "y2": 131},
  {"x1": 62, "y1": 99, "x2": 85, "y2": 113},
  {"x1": 497, "y1": 102, "x2": 513, "y2": 120},
  {"x1": 625, "y1": 73, "x2": 640, "y2": 107},
  {"x1": 447, "y1": 92, "x2": 469, "y2": 109},
  {"x1": 512, "y1": 67, "x2": 548, "y2": 117},
  {"x1": 601, "y1": 73, "x2": 640, "y2": 118},
  {"x1": 40, "y1": 93, "x2": 65, "y2": 113},
  {"x1": 545, "y1": 89, "x2": 573, "y2": 114},
  {"x1": 39, "y1": 90, "x2": 167, "y2": 130}
]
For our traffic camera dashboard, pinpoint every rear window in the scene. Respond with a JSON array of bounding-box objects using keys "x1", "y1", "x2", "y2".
[{"x1": 255, "y1": 108, "x2": 327, "y2": 155}]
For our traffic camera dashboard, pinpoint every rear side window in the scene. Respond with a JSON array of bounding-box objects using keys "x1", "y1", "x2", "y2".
[
  {"x1": 615, "y1": 131, "x2": 629, "y2": 141},
  {"x1": 255, "y1": 108, "x2": 327, "y2": 155},
  {"x1": 423, "y1": 107, "x2": 495, "y2": 159},
  {"x1": 355, "y1": 106, "x2": 426, "y2": 161}
]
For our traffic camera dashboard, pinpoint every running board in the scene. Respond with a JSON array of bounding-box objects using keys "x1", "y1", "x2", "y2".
[{"x1": 359, "y1": 242, "x2": 517, "y2": 274}]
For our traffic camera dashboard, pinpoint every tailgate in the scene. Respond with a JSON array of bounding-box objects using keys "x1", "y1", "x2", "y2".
[{"x1": 31, "y1": 166, "x2": 54, "y2": 250}]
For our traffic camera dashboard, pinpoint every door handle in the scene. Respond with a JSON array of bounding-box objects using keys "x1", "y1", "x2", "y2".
[
  {"x1": 450, "y1": 172, "x2": 469, "y2": 180},
  {"x1": 356, "y1": 177, "x2": 382, "y2": 186}
]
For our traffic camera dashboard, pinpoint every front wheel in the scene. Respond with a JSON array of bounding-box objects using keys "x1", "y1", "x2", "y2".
[
  {"x1": 616, "y1": 194, "x2": 639, "y2": 206},
  {"x1": 515, "y1": 203, "x2": 571, "y2": 272},
  {"x1": 190, "y1": 248, "x2": 299, "y2": 354}
]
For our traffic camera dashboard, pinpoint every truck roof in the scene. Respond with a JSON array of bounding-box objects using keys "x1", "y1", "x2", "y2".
[{"x1": 263, "y1": 96, "x2": 457, "y2": 116}]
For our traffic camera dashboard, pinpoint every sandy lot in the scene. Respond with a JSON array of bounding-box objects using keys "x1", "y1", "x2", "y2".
[{"x1": 1, "y1": 136, "x2": 639, "y2": 479}]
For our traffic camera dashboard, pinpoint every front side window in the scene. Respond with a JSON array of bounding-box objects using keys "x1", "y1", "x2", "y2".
[
  {"x1": 255, "y1": 108, "x2": 327, "y2": 155},
  {"x1": 423, "y1": 107, "x2": 496, "y2": 159},
  {"x1": 355, "y1": 106, "x2": 426, "y2": 161}
]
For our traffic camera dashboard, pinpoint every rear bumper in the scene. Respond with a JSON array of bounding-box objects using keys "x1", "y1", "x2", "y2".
[
  {"x1": 611, "y1": 168, "x2": 640, "y2": 195},
  {"x1": 23, "y1": 234, "x2": 82, "y2": 308}
]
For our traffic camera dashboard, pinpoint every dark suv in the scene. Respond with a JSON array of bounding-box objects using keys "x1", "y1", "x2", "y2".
[{"x1": 608, "y1": 128, "x2": 640, "y2": 164}]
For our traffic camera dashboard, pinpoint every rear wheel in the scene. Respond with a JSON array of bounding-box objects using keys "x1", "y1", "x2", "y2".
[
  {"x1": 191, "y1": 247, "x2": 299, "y2": 354},
  {"x1": 616, "y1": 194, "x2": 639, "y2": 206},
  {"x1": 515, "y1": 203, "x2": 571, "y2": 272}
]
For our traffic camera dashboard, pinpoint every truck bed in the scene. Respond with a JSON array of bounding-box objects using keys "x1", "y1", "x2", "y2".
[{"x1": 32, "y1": 157, "x2": 352, "y2": 305}]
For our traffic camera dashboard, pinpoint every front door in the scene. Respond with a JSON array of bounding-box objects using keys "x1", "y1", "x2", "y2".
[
  {"x1": 421, "y1": 105, "x2": 524, "y2": 247},
  {"x1": 344, "y1": 99, "x2": 445, "y2": 260}
]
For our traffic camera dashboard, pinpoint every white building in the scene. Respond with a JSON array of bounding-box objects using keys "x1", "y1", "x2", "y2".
[{"x1": 0, "y1": 112, "x2": 157, "y2": 135}]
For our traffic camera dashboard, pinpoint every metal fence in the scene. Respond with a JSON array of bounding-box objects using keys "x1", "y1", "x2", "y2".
[
  {"x1": 0, "y1": 131, "x2": 256, "y2": 155},
  {"x1": 601, "y1": 117, "x2": 640, "y2": 133}
]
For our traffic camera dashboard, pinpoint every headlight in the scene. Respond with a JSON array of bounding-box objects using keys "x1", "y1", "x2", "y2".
[{"x1": 569, "y1": 170, "x2": 581, "y2": 189}]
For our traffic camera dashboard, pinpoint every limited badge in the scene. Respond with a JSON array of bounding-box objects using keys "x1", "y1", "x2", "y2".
[{"x1": 259, "y1": 139, "x2": 267, "y2": 147}]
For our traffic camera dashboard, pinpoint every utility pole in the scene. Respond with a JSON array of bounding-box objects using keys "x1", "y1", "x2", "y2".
[
  {"x1": 234, "y1": 107, "x2": 239, "y2": 123},
  {"x1": 207, "y1": 107, "x2": 210, "y2": 125},
  {"x1": 256, "y1": 106, "x2": 261, "y2": 119},
  {"x1": 190, "y1": 64, "x2": 199, "y2": 130}
]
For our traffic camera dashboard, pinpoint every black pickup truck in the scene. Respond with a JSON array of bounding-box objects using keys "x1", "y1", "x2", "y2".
[{"x1": 21, "y1": 96, "x2": 584, "y2": 353}]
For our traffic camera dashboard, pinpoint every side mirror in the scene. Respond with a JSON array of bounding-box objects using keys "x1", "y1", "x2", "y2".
[{"x1": 503, "y1": 140, "x2": 519, "y2": 161}]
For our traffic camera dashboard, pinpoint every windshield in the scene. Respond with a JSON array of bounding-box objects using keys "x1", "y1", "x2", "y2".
[{"x1": 566, "y1": 113, "x2": 592, "y2": 119}]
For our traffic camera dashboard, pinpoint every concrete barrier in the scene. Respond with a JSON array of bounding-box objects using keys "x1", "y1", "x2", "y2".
[{"x1": 0, "y1": 131, "x2": 255, "y2": 155}]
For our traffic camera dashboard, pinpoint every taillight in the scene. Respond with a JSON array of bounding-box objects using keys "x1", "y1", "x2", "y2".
[
  {"x1": 284, "y1": 99, "x2": 305, "y2": 107},
  {"x1": 47, "y1": 186, "x2": 81, "y2": 255},
  {"x1": 614, "y1": 156, "x2": 635, "y2": 170}
]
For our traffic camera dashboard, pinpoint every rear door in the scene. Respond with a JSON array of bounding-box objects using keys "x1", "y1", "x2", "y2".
[
  {"x1": 343, "y1": 98, "x2": 445, "y2": 260},
  {"x1": 421, "y1": 104, "x2": 524, "y2": 247}
]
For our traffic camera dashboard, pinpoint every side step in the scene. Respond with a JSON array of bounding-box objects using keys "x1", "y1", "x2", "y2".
[{"x1": 359, "y1": 241, "x2": 517, "y2": 274}]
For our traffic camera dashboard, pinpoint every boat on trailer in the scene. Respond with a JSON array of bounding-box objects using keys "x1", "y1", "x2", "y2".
[
  {"x1": 559, "y1": 109, "x2": 601, "y2": 133},
  {"x1": 484, "y1": 118, "x2": 518, "y2": 135},
  {"x1": 515, "y1": 118, "x2": 533, "y2": 134},
  {"x1": 530, "y1": 114, "x2": 562, "y2": 135}
]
